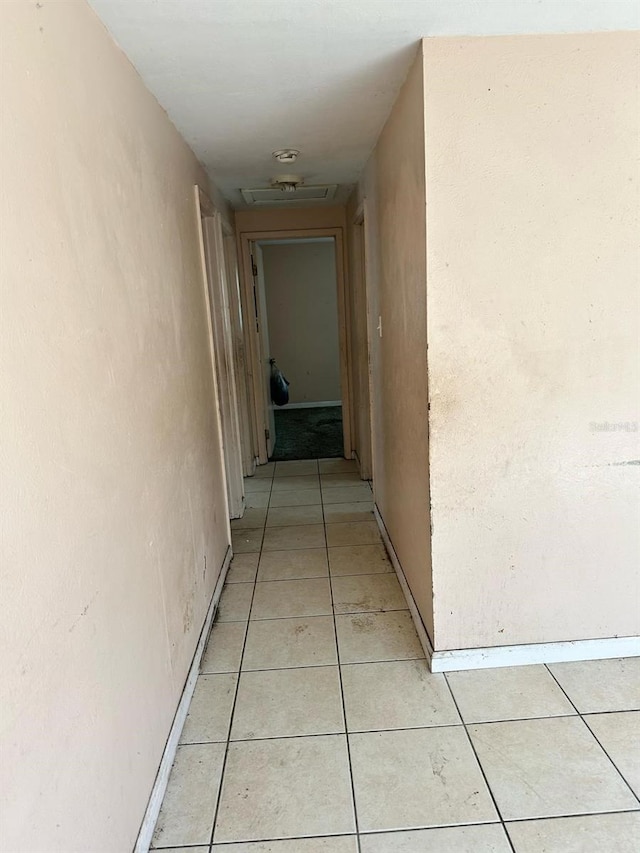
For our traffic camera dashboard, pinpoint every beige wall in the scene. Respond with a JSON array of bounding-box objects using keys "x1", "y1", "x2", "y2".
[
  {"x1": 235, "y1": 205, "x2": 347, "y2": 234},
  {"x1": 261, "y1": 241, "x2": 341, "y2": 404},
  {"x1": 352, "y1": 46, "x2": 434, "y2": 640},
  {"x1": 0, "y1": 3, "x2": 230, "y2": 851},
  {"x1": 423, "y1": 33, "x2": 640, "y2": 650}
]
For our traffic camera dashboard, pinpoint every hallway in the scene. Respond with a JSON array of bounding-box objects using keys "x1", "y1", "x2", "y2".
[
  {"x1": 150, "y1": 461, "x2": 640, "y2": 852},
  {"x1": 3, "y1": 5, "x2": 639, "y2": 850}
]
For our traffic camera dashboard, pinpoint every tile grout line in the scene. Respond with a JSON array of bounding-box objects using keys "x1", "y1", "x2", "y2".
[
  {"x1": 167, "y1": 705, "x2": 635, "y2": 747},
  {"x1": 151, "y1": 805, "x2": 640, "y2": 851},
  {"x1": 204, "y1": 655, "x2": 428, "y2": 674},
  {"x1": 230, "y1": 569, "x2": 396, "y2": 584},
  {"x1": 236, "y1": 517, "x2": 380, "y2": 532},
  {"x1": 442, "y1": 672, "x2": 518, "y2": 853},
  {"x1": 320, "y1": 467, "x2": 363, "y2": 853},
  {"x1": 208, "y1": 471, "x2": 274, "y2": 851},
  {"x1": 543, "y1": 664, "x2": 640, "y2": 806},
  {"x1": 219, "y1": 607, "x2": 411, "y2": 624}
]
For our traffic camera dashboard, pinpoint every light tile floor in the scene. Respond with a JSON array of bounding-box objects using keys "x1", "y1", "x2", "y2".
[{"x1": 151, "y1": 459, "x2": 640, "y2": 852}]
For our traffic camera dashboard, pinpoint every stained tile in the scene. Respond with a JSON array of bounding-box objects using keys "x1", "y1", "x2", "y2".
[
  {"x1": 318, "y1": 458, "x2": 358, "y2": 474},
  {"x1": 321, "y1": 472, "x2": 362, "y2": 487},
  {"x1": 342, "y1": 660, "x2": 460, "y2": 731},
  {"x1": 584, "y1": 711, "x2": 640, "y2": 796},
  {"x1": 245, "y1": 492, "x2": 269, "y2": 509},
  {"x1": 242, "y1": 615, "x2": 338, "y2": 670},
  {"x1": 468, "y1": 716, "x2": 639, "y2": 820},
  {"x1": 328, "y1": 544, "x2": 392, "y2": 576},
  {"x1": 257, "y1": 549, "x2": 329, "y2": 581},
  {"x1": 180, "y1": 673, "x2": 237, "y2": 744},
  {"x1": 268, "y1": 488, "x2": 322, "y2": 507},
  {"x1": 548, "y1": 657, "x2": 640, "y2": 713},
  {"x1": 322, "y1": 485, "x2": 372, "y2": 504},
  {"x1": 350, "y1": 726, "x2": 497, "y2": 832},
  {"x1": 231, "y1": 508, "x2": 268, "y2": 530},
  {"x1": 332, "y1": 573, "x2": 406, "y2": 614},
  {"x1": 232, "y1": 528, "x2": 263, "y2": 554},
  {"x1": 244, "y1": 478, "x2": 272, "y2": 494},
  {"x1": 251, "y1": 578, "x2": 332, "y2": 620},
  {"x1": 326, "y1": 521, "x2": 381, "y2": 547},
  {"x1": 266, "y1": 505, "x2": 324, "y2": 527},
  {"x1": 226, "y1": 553, "x2": 260, "y2": 584},
  {"x1": 506, "y1": 812, "x2": 640, "y2": 853},
  {"x1": 151, "y1": 743, "x2": 225, "y2": 847},
  {"x1": 231, "y1": 666, "x2": 344, "y2": 739},
  {"x1": 213, "y1": 735, "x2": 355, "y2": 842},
  {"x1": 262, "y1": 524, "x2": 325, "y2": 551},
  {"x1": 275, "y1": 460, "x2": 319, "y2": 477},
  {"x1": 446, "y1": 665, "x2": 575, "y2": 723},
  {"x1": 253, "y1": 462, "x2": 275, "y2": 478},
  {"x1": 217, "y1": 583, "x2": 253, "y2": 622},
  {"x1": 271, "y1": 475, "x2": 320, "y2": 493},
  {"x1": 201, "y1": 621, "x2": 246, "y2": 673},
  {"x1": 323, "y1": 502, "x2": 374, "y2": 524},
  {"x1": 154, "y1": 847, "x2": 209, "y2": 852},
  {"x1": 360, "y1": 824, "x2": 512, "y2": 853},
  {"x1": 335, "y1": 611, "x2": 425, "y2": 664},
  {"x1": 212, "y1": 839, "x2": 358, "y2": 852}
]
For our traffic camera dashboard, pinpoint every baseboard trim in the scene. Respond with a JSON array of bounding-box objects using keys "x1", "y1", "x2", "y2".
[
  {"x1": 373, "y1": 507, "x2": 640, "y2": 673},
  {"x1": 373, "y1": 505, "x2": 435, "y2": 667},
  {"x1": 280, "y1": 400, "x2": 342, "y2": 409},
  {"x1": 134, "y1": 545, "x2": 233, "y2": 853},
  {"x1": 430, "y1": 634, "x2": 640, "y2": 672}
]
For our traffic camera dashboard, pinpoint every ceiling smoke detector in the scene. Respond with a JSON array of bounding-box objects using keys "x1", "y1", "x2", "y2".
[
  {"x1": 272, "y1": 149, "x2": 300, "y2": 164},
  {"x1": 271, "y1": 175, "x2": 304, "y2": 194}
]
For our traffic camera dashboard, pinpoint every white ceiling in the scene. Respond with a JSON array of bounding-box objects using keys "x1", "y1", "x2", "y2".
[{"x1": 89, "y1": 0, "x2": 639, "y2": 208}]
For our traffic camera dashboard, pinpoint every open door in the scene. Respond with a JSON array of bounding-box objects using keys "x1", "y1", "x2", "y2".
[
  {"x1": 222, "y1": 229, "x2": 256, "y2": 477},
  {"x1": 250, "y1": 242, "x2": 276, "y2": 458},
  {"x1": 196, "y1": 187, "x2": 245, "y2": 517}
]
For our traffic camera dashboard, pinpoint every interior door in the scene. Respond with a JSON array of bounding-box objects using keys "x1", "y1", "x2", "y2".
[
  {"x1": 196, "y1": 190, "x2": 245, "y2": 518},
  {"x1": 223, "y1": 231, "x2": 255, "y2": 476},
  {"x1": 251, "y1": 242, "x2": 276, "y2": 458}
]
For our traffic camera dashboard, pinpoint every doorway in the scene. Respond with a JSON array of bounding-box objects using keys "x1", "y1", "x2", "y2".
[{"x1": 240, "y1": 229, "x2": 352, "y2": 463}]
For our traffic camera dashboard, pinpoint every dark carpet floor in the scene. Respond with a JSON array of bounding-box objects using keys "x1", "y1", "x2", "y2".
[{"x1": 270, "y1": 406, "x2": 343, "y2": 461}]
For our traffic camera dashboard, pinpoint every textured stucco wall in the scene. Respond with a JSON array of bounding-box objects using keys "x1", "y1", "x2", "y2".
[
  {"x1": 0, "y1": 2, "x2": 230, "y2": 850},
  {"x1": 424, "y1": 33, "x2": 640, "y2": 650}
]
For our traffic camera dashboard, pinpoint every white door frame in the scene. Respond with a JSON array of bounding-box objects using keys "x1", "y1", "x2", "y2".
[
  {"x1": 351, "y1": 202, "x2": 374, "y2": 480},
  {"x1": 195, "y1": 187, "x2": 245, "y2": 517},
  {"x1": 221, "y1": 226, "x2": 255, "y2": 478},
  {"x1": 238, "y1": 227, "x2": 352, "y2": 464},
  {"x1": 249, "y1": 243, "x2": 276, "y2": 457}
]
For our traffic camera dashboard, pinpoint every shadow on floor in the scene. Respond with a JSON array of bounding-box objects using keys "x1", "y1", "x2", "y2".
[{"x1": 270, "y1": 406, "x2": 343, "y2": 461}]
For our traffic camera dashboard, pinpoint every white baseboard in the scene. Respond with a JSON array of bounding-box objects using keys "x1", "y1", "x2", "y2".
[
  {"x1": 134, "y1": 545, "x2": 233, "y2": 853},
  {"x1": 373, "y1": 506, "x2": 435, "y2": 665},
  {"x1": 431, "y1": 634, "x2": 640, "y2": 672},
  {"x1": 279, "y1": 400, "x2": 342, "y2": 409},
  {"x1": 373, "y1": 506, "x2": 640, "y2": 673}
]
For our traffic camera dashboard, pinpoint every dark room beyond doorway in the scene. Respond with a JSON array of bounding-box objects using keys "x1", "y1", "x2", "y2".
[{"x1": 270, "y1": 406, "x2": 343, "y2": 461}]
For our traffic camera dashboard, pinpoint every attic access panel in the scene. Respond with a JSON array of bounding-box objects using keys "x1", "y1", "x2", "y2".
[{"x1": 240, "y1": 185, "x2": 338, "y2": 205}]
